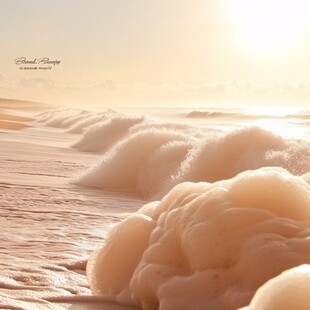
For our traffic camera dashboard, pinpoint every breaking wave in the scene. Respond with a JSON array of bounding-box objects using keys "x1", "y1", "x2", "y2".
[
  {"x1": 75, "y1": 126, "x2": 310, "y2": 198},
  {"x1": 38, "y1": 108, "x2": 310, "y2": 198},
  {"x1": 72, "y1": 115, "x2": 144, "y2": 152},
  {"x1": 67, "y1": 111, "x2": 115, "y2": 134},
  {"x1": 74, "y1": 128, "x2": 191, "y2": 196},
  {"x1": 37, "y1": 108, "x2": 116, "y2": 132}
]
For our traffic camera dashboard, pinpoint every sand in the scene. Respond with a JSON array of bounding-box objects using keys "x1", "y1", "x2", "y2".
[
  {"x1": 0, "y1": 103, "x2": 143, "y2": 309},
  {"x1": 0, "y1": 112, "x2": 34, "y2": 122},
  {"x1": 0, "y1": 120, "x2": 31, "y2": 130},
  {"x1": 0, "y1": 110, "x2": 34, "y2": 130}
]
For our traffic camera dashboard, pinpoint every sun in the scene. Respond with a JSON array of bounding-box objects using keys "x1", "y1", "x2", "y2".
[{"x1": 230, "y1": 0, "x2": 310, "y2": 52}]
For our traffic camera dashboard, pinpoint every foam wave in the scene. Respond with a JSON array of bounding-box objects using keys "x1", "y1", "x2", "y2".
[
  {"x1": 67, "y1": 111, "x2": 115, "y2": 134},
  {"x1": 129, "y1": 121, "x2": 208, "y2": 139},
  {"x1": 37, "y1": 108, "x2": 116, "y2": 132},
  {"x1": 72, "y1": 115, "x2": 145, "y2": 152},
  {"x1": 170, "y1": 127, "x2": 310, "y2": 185},
  {"x1": 86, "y1": 168, "x2": 310, "y2": 309},
  {"x1": 59, "y1": 111, "x2": 93, "y2": 128},
  {"x1": 43, "y1": 109, "x2": 88, "y2": 128},
  {"x1": 76, "y1": 126, "x2": 310, "y2": 198},
  {"x1": 74, "y1": 128, "x2": 190, "y2": 194},
  {"x1": 36, "y1": 108, "x2": 66, "y2": 123}
]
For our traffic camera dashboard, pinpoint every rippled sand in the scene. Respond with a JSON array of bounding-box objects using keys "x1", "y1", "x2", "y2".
[{"x1": 0, "y1": 105, "x2": 144, "y2": 309}]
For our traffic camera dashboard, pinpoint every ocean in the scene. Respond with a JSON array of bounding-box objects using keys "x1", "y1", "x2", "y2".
[{"x1": 0, "y1": 100, "x2": 310, "y2": 309}]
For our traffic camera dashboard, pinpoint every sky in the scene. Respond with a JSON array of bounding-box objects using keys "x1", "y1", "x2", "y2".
[{"x1": 0, "y1": 0, "x2": 310, "y2": 108}]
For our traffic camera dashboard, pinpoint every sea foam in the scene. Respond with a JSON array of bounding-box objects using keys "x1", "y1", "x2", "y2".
[
  {"x1": 87, "y1": 168, "x2": 310, "y2": 310},
  {"x1": 75, "y1": 128, "x2": 191, "y2": 195},
  {"x1": 244, "y1": 265, "x2": 310, "y2": 310}
]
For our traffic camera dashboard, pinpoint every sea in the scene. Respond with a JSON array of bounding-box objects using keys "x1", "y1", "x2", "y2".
[{"x1": 0, "y1": 101, "x2": 309, "y2": 309}]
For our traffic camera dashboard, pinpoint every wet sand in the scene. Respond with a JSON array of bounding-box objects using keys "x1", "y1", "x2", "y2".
[{"x1": 0, "y1": 104, "x2": 143, "y2": 309}]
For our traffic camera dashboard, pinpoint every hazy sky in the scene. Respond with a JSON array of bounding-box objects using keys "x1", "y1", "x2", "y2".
[{"x1": 0, "y1": 0, "x2": 309, "y2": 108}]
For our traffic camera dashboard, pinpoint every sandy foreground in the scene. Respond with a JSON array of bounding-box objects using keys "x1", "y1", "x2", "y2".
[
  {"x1": 0, "y1": 107, "x2": 34, "y2": 130},
  {"x1": 0, "y1": 120, "x2": 31, "y2": 130},
  {"x1": 0, "y1": 103, "x2": 142, "y2": 309}
]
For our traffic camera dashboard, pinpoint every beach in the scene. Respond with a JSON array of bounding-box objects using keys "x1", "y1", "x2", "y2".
[
  {"x1": 0, "y1": 99, "x2": 310, "y2": 309},
  {"x1": 0, "y1": 100, "x2": 144, "y2": 309}
]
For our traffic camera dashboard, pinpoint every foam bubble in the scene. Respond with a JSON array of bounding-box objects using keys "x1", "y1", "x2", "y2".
[
  {"x1": 87, "y1": 214, "x2": 156, "y2": 304},
  {"x1": 245, "y1": 265, "x2": 310, "y2": 310},
  {"x1": 87, "y1": 168, "x2": 310, "y2": 309},
  {"x1": 303, "y1": 172, "x2": 310, "y2": 185}
]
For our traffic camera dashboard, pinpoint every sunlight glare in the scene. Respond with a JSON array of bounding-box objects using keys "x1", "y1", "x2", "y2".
[
  {"x1": 230, "y1": 0, "x2": 310, "y2": 52},
  {"x1": 250, "y1": 106, "x2": 298, "y2": 117}
]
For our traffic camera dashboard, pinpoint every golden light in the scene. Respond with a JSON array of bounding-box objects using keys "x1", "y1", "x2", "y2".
[
  {"x1": 230, "y1": 0, "x2": 310, "y2": 52},
  {"x1": 249, "y1": 106, "x2": 299, "y2": 117},
  {"x1": 255, "y1": 118, "x2": 306, "y2": 139},
  {"x1": 248, "y1": 106, "x2": 306, "y2": 139}
]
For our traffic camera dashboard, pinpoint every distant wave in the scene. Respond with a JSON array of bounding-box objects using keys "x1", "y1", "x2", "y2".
[
  {"x1": 67, "y1": 111, "x2": 115, "y2": 134},
  {"x1": 185, "y1": 110, "x2": 310, "y2": 121},
  {"x1": 72, "y1": 115, "x2": 145, "y2": 152},
  {"x1": 37, "y1": 108, "x2": 116, "y2": 132},
  {"x1": 38, "y1": 109, "x2": 89, "y2": 127},
  {"x1": 184, "y1": 110, "x2": 242, "y2": 119},
  {"x1": 286, "y1": 114, "x2": 310, "y2": 120}
]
